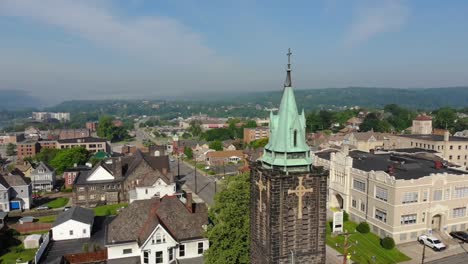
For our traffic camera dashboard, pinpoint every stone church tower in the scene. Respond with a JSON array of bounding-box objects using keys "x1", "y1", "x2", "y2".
[{"x1": 250, "y1": 49, "x2": 328, "y2": 264}]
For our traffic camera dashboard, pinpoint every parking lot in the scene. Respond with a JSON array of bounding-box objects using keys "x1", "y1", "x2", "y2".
[{"x1": 398, "y1": 237, "x2": 468, "y2": 263}]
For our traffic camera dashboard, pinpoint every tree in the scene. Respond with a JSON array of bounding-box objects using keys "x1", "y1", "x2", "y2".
[
  {"x1": 209, "y1": 141, "x2": 223, "y2": 151},
  {"x1": 205, "y1": 173, "x2": 250, "y2": 264},
  {"x1": 244, "y1": 120, "x2": 257, "y2": 128},
  {"x1": 360, "y1": 113, "x2": 392, "y2": 132},
  {"x1": 188, "y1": 120, "x2": 203, "y2": 137},
  {"x1": 434, "y1": 107, "x2": 457, "y2": 131},
  {"x1": 6, "y1": 143, "x2": 16, "y2": 156},
  {"x1": 250, "y1": 138, "x2": 269, "y2": 149},
  {"x1": 49, "y1": 147, "x2": 90, "y2": 174},
  {"x1": 184, "y1": 147, "x2": 193, "y2": 159},
  {"x1": 35, "y1": 148, "x2": 59, "y2": 164},
  {"x1": 97, "y1": 115, "x2": 130, "y2": 142}
]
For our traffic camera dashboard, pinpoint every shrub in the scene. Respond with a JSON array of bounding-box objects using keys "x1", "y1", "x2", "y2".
[
  {"x1": 356, "y1": 222, "x2": 370, "y2": 234},
  {"x1": 343, "y1": 210, "x2": 349, "y2": 222},
  {"x1": 381, "y1": 237, "x2": 395, "y2": 249}
]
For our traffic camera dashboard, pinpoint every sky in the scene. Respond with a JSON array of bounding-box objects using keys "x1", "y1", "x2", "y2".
[{"x1": 1, "y1": 0, "x2": 468, "y2": 105}]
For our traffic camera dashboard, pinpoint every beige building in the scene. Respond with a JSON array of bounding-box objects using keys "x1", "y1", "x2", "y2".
[
  {"x1": 315, "y1": 147, "x2": 468, "y2": 244},
  {"x1": 343, "y1": 132, "x2": 391, "y2": 152},
  {"x1": 243, "y1": 127, "x2": 269, "y2": 144},
  {"x1": 57, "y1": 137, "x2": 110, "y2": 153},
  {"x1": 385, "y1": 131, "x2": 468, "y2": 169},
  {"x1": 411, "y1": 115, "x2": 433, "y2": 135}
]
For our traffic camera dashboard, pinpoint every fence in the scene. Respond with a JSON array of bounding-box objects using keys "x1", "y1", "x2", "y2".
[
  {"x1": 63, "y1": 250, "x2": 107, "y2": 264},
  {"x1": 34, "y1": 233, "x2": 50, "y2": 264},
  {"x1": 9, "y1": 222, "x2": 52, "y2": 234}
]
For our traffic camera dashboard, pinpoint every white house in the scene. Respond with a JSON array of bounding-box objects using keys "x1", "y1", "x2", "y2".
[
  {"x1": 30, "y1": 162, "x2": 56, "y2": 191},
  {"x1": 130, "y1": 178, "x2": 176, "y2": 203},
  {"x1": 51, "y1": 207, "x2": 94, "y2": 241},
  {"x1": 106, "y1": 194, "x2": 209, "y2": 264}
]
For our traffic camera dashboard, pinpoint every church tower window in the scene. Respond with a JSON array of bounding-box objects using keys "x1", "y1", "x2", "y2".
[{"x1": 293, "y1": 130, "x2": 297, "y2": 147}]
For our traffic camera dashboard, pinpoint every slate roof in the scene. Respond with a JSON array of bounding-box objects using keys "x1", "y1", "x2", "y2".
[
  {"x1": 2, "y1": 173, "x2": 30, "y2": 186},
  {"x1": 0, "y1": 175, "x2": 10, "y2": 189},
  {"x1": 53, "y1": 206, "x2": 94, "y2": 228},
  {"x1": 33, "y1": 162, "x2": 55, "y2": 174},
  {"x1": 107, "y1": 196, "x2": 208, "y2": 245}
]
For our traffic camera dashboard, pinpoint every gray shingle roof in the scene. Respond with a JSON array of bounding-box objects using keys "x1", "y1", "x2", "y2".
[
  {"x1": 53, "y1": 206, "x2": 94, "y2": 228},
  {"x1": 107, "y1": 196, "x2": 208, "y2": 245},
  {"x1": 2, "y1": 173, "x2": 30, "y2": 187}
]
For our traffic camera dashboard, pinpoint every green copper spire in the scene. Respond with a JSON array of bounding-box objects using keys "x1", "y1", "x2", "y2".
[{"x1": 261, "y1": 49, "x2": 312, "y2": 172}]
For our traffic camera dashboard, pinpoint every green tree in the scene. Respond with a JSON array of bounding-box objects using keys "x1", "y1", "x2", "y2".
[
  {"x1": 97, "y1": 115, "x2": 114, "y2": 140},
  {"x1": 205, "y1": 173, "x2": 250, "y2": 264},
  {"x1": 250, "y1": 137, "x2": 269, "y2": 149},
  {"x1": 244, "y1": 120, "x2": 257, "y2": 128},
  {"x1": 360, "y1": 113, "x2": 392, "y2": 132},
  {"x1": 49, "y1": 147, "x2": 90, "y2": 174},
  {"x1": 188, "y1": 120, "x2": 203, "y2": 137},
  {"x1": 209, "y1": 141, "x2": 223, "y2": 151},
  {"x1": 434, "y1": 107, "x2": 457, "y2": 131},
  {"x1": 6, "y1": 143, "x2": 16, "y2": 156},
  {"x1": 35, "y1": 148, "x2": 59, "y2": 164},
  {"x1": 184, "y1": 147, "x2": 193, "y2": 159}
]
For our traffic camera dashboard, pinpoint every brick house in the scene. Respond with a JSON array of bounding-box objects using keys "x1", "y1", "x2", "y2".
[
  {"x1": 63, "y1": 165, "x2": 92, "y2": 189},
  {"x1": 17, "y1": 140, "x2": 41, "y2": 160},
  {"x1": 205, "y1": 150, "x2": 245, "y2": 166}
]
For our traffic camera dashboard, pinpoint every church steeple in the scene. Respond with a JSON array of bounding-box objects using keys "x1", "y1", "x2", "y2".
[
  {"x1": 261, "y1": 49, "x2": 312, "y2": 172},
  {"x1": 284, "y1": 48, "x2": 292, "y2": 88}
]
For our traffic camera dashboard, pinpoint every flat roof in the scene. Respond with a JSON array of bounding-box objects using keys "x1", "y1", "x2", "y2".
[
  {"x1": 399, "y1": 134, "x2": 468, "y2": 142},
  {"x1": 315, "y1": 150, "x2": 465, "y2": 180}
]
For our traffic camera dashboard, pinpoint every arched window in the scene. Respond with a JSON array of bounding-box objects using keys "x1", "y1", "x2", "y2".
[{"x1": 293, "y1": 130, "x2": 298, "y2": 147}]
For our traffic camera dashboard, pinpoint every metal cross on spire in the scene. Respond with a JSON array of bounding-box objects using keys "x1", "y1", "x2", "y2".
[
  {"x1": 284, "y1": 48, "x2": 292, "y2": 87},
  {"x1": 287, "y1": 48, "x2": 292, "y2": 68}
]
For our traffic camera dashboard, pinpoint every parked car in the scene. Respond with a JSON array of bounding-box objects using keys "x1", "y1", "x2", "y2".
[
  {"x1": 418, "y1": 235, "x2": 446, "y2": 251},
  {"x1": 36, "y1": 206, "x2": 50, "y2": 211},
  {"x1": 32, "y1": 194, "x2": 42, "y2": 199},
  {"x1": 450, "y1": 231, "x2": 468, "y2": 243},
  {"x1": 63, "y1": 206, "x2": 71, "y2": 211},
  {"x1": 19, "y1": 216, "x2": 35, "y2": 224}
]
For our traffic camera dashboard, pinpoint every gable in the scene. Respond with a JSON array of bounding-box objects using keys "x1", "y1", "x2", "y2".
[
  {"x1": 152, "y1": 178, "x2": 169, "y2": 187},
  {"x1": 141, "y1": 224, "x2": 176, "y2": 249},
  {"x1": 86, "y1": 166, "x2": 114, "y2": 182}
]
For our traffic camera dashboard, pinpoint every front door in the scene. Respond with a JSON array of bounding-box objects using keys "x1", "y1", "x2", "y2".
[{"x1": 432, "y1": 215, "x2": 441, "y2": 231}]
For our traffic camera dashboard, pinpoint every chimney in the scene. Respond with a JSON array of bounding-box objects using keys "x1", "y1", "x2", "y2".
[
  {"x1": 114, "y1": 158, "x2": 122, "y2": 178},
  {"x1": 185, "y1": 192, "x2": 193, "y2": 213},
  {"x1": 342, "y1": 144, "x2": 349, "y2": 156},
  {"x1": 444, "y1": 130, "x2": 450, "y2": 142},
  {"x1": 162, "y1": 167, "x2": 167, "y2": 175}
]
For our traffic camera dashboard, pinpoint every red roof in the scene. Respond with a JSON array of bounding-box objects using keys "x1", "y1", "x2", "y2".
[{"x1": 415, "y1": 115, "x2": 432, "y2": 121}]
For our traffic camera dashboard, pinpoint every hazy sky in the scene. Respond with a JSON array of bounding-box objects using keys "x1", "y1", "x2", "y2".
[{"x1": 1, "y1": 0, "x2": 468, "y2": 104}]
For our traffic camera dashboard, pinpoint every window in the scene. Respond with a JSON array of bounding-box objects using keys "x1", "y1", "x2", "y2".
[
  {"x1": 69, "y1": 230, "x2": 74, "y2": 235},
  {"x1": 169, "y1": 248, "x2": 174, "y2": 261},
  {"x1": 401, "y1": 214, "x2": 417, "y2": 225},
  {"x1": 423, "y1": 191, "x2": 428, "y2": 202},
  {"x1": 402, "y1": 192, "x2": 418, "y2": 204},
  {"x1": 360, "y1": 202, "x2": 365, "y2": 212},
  {"x1": 445, "y1": 189, "x2": 450, "y2": 200},
  {"x1": 145, "y1": 189, "x2": 148, "y2": 195},
  {"x1": 453, "y1": 207, "x2": 466, "y2": 218},
  {"x1": 450, "y1": 145, "x2": 453, "y2": 150},
  {"x1": 198, "y1": 242, "x2": 204, "y2": 254},
  {"x1": 352, "y1": 199, "x2": 357, "y2": 208},
  {"x1": 83, "y1": 229, "x2": 86, "y2": 234},
  {"x1": 375, "y1": 187, "x2": 388, "y2": 202},
  {"x1": 143, "y1": 251, "x2": 149, "y2": 264},
  {"x1": 123, "y1": 248, "x2": 132, "y2": 254},
  {"x1": 453, "y1": 187, "x2": 468, "y2": 199},
  {"x1": 353, "y1": 179, "x2": 366, "y2": 192},
  {"x1": 449, "y1": 155, "x2": 453, "y2": 160},
  {"x1": 155, "y1": 251, "x2": 163, "y2": 263},
  {"x1": 433, "y1": 190, "x2": 443, "y2": 201},
  {"x1": 375, "y1": 208, "x2": 387, "y2": 223},
  {"x1": 179, "y1": 244, "x2": 185, "y2": 257},
  {"x1": 78, "y1": 195, "x2": 85, "y2": 201},
  {"x1": 459, "y1": 145, "x2": 462, "y2": 150},
  {"x1": 458, "y1": 155, "x2": 461, "y2": 160},
  {"x1": 293, "y1": 130, "x2": 297, "y2": 147}
]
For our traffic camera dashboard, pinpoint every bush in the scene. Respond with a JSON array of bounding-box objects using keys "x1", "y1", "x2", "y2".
[
  {"x1": 381, "y1": 237, "x2": 395, "y2": 249},
  {"x1": 343, "y1": 210, "x2": 349, "y2": 222},
  {"x1": 356, "y1": 222, "x2": 370, "y2": 234}
]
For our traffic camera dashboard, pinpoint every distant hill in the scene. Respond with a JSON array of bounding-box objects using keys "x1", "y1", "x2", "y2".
[
  {"x1": 0, "y1": 90, "x2": 41, "y2": 110},
  {"x1": 217, "y1": 87, "x2": 468, "y2": 110}
]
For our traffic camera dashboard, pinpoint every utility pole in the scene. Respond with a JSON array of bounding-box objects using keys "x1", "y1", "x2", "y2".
[
  {"x1": 421, "y1": 241, "x2": 426, "y2": 264},
  {"x1": 177, "y1": 156, "x2": 180, "y2": 180},
  {"x1": 194, "y1": 160, "x2": 197, "y2": 194},
  {"x1": 336, "y1": 232, "x2": 357, "y2": 264}
]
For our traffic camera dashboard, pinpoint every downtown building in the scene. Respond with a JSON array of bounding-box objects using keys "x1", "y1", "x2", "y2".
[{"x1": 314, "y1": 146, "x2": 468, "y2": 244}]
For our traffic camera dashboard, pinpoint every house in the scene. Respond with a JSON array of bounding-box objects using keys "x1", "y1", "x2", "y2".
[
  {"x1": 30, "y1": 162, "x2": 56, "y2": 191},
  {"x1": 51, "y1": 206, "x2": 94, "y2": 241},
  {"x1": 57, "y1": 137, "x2": 110, "y2": 153},
  {"x1": 73, "y1": 150, "x2": 174, "y2": 207},
  {"x1": 0, "y1": 173, "x2": 32, "y2": 211},
  {"x1": 106, "y1": 194, "x2": 208, "y2": 264},
  {"x1": 63, "y1": 165, "x2": 92, "y2": 189},
  {"x1": 315, "y1": 147, "x2": 468, "y2": 244},
  {"x1": 205, "y1": 150, "x2": 245, "y2": 166},
  {"x1": 222, "y1": 140, "x2": 237, "y2": 151},
  {"x1": 345, "y1": 117, "x2": 363, "y2": 131},
  {"x1": 15, "y1": 162, "x2": 34, "y2": 177},
  {"x1": 343, "y1": 132, "x2": 391, "y2": 152}
]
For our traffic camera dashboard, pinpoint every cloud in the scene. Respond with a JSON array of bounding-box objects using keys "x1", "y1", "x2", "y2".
[
  {"x1": 344, "y1": 0, "x2": 409, "y2": 46},
  {"x1": 0, "y1": 0, "x2": 224, "y2": 67}
]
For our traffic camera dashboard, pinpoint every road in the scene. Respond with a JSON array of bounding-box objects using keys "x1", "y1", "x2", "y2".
[
  {"x1": 427, "y1": 252, "x2": 468, "y2": 264},
  {"x1": 170, "y1": 159, "x2": 218, "y2": 206}
]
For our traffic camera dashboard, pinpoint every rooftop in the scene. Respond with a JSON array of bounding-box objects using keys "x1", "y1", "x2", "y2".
[
  {"x1": 57, "y1": 137, "x2": 108, "y2": 144},
  {"x1": 399, "y1": 134, "x2": 468, "y2": 142},
  {"x1": 315, "y1": 149, "x2": 465, "y2": 180},
  {"x1": 53, "y1": 206, "x2": 94, "y2": 227}
]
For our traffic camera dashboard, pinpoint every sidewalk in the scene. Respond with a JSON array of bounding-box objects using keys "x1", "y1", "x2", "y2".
[
  {"x1": 327, "y1": 245, "x2": 349, "y2": 264},
  {"x1": 398, "y1": 241, "x2": 467, "y2": 263}
]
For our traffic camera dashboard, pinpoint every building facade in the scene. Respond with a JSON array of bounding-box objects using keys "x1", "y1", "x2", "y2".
[
  {"x1": 17, "y1": 140, "x2": 40, "y2": 160},
  {"x1": 57, "y1": 137, "x2": 110, "y2": 153},
  {"x1": 243, "y1": 127, "x2": 270, "y2": 144},
  {"x1": 0, "y1": 173, "x2": 32, "y2": 211},
  {"x1": 30, "y1": 162, "x2": 56, "y2": 191},
  {"x1": 315, "y1": 147, "x2": 468, "y2": 244},
  {"x1": 411, "y1": 115, "x2": 433, "y2": 135},
  {"x1": 250, "y1": 51, "x2": 327, "y2": 264}
]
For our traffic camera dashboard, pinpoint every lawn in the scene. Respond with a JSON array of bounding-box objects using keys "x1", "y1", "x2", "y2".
[
  {"x1": 36, "y1": 215, "x2": 57, "y2": 223},
  {"x1": 46, "y1": 197, "x2": 69, "y2": 208},
  {"x1": 327, "y1": 221, "x2": 411, "y2": 264},
  {"x1": 0, "y1": 244, "x2": 37, "y2": 263},
  {"x1": 93, "y1": 203, "x2": 128, "y2": 216}
]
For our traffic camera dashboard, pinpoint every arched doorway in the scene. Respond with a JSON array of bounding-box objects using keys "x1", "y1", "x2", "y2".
[
  {"x1": 335, "y1": 194, "x2": 344, "y2": 209},
  {"x1": 432, "y1": 214, "x2": 442, "y2": 231}
]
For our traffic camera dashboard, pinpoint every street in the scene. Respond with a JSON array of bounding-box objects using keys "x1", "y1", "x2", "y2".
[
  {"x1": 427, "y1": 252, "x2": 468, "y2": 264},
  {"x1": 170, "y1": 159, "x2": 218, "y2": 206}
]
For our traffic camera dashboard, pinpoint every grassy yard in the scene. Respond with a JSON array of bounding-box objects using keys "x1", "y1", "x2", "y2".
[
  {"x1": 93, "y1": 203, "x2": 128, "y2": 216},
  {"x1": 0, "y1": 244, "x2": 37, "y2": 263},
  {"x1": 36, "y1": 215, "x2": 57, "y2": 223},
  {"x1": 46, "y1": 197, "x2": 69, "y2": 208},
  {"x1": 327, "y1": 221, "x2": 411, "y2": 264}
]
